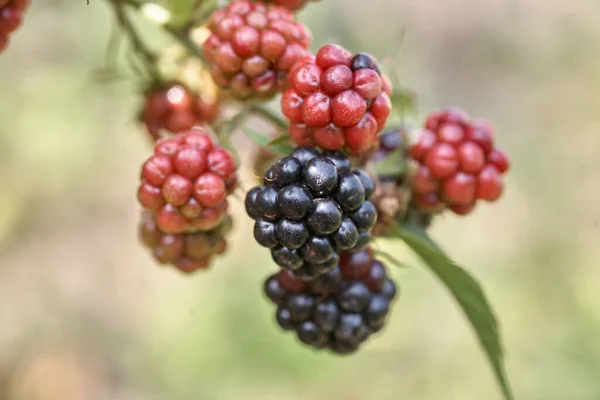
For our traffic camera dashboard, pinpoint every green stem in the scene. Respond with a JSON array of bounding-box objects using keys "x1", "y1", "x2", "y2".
[
  {"x1": 247, "y1": 104, "x2": 288, "y2": 130},
  {"x1": 119, "y1": 0, "x2": 207, "y2": 64},
  {"x1": 111, "y1": 0, "x2": 161, "y2": 82}
]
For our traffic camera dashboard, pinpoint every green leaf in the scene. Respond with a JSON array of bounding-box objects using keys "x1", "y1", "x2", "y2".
[
  {"x1": 267, "y1": 135, "x2": 292, "y2": 147},
  {"x1": 244, "y1": 128, "x2": 294, "y2": 155},
  {"x1": 168, "y1": 0, "x2": 195, "y2": 28},
  {"x1": 393, "y1": 225, "x2": 515, "y2": 400},
  {"x1": 373, "y1": 148, "x2": 406, "y2": 177},
  {"x1": 390, "y1": 88, "x2": 417, "y2": 117}
]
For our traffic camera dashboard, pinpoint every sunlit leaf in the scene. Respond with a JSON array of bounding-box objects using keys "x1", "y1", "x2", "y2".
[{"x1": 393, "y1": 225, "x2": 515, "y2": 400}]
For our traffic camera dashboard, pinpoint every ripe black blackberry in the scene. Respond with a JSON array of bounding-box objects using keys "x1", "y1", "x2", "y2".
[
  {"x1": 246, "y1": 146, "x2": 377, "y2": 278},
  {"x1": 263, "y1": 249, "x2": 397, "y2": 354}
]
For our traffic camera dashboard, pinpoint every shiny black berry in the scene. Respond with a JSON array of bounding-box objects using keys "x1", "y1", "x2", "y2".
[
  {"x1": 350, "y1": 52, "x2": 380, "y2": 74},
  {"x1": 380, "y1": 278, "x2": 397, "y2": 301},
  {"x1": 263, "y1": 168, "x2": 276, "y2": 186},
  {"x1": 301, "y1": 236, "x2": 334, "y2": 264},
  {"x1": 337, "y1": 281, "x2": 371, "y2": 312},
  {"x1": 309, "y1": 267, "x2": 342, "y2": 294},
  {"x1": 264, "y1": 275, "x2": 286, "y2": 305},
  {"x1": 297, "y1": 321, "x2": 328, "y2": 347},
  {"x1": 334, "y1": 313, "x2": 370, "y2": 344},
  {"x1": 351, "y1": 201, "x2": 377, "y2": 232},
  {"x1": 291, "y1": 146, "x2": 320, "y2": 166},
  {"x1": 245, "y1": 187, "x2": 261, "y2": 220},
  {"x1": 254, "y1": 219, "x2": 278, "y2": 248},
  {"x1": 365, "y1": 294, "x2": 389, "y2": 328},
  {"x1": 322, "y1": 150, "x2": 351, "y2": 172},
  {"x1": 307, "y1": 199, "x2": 343, "y2": 235},
  {"x1": 276, "y1": 308, "x2": 295, "y2": 330},
  {"x1": 314, "y1": 299, "x2": 340, "y2": 332},
  {"x1": 272, "y1": 247, "x2": 304, "y2": 270},
  {"x1": 302, "y1": 156, "x2": 338, "y2": 196},
  {"x1": 277, "y1": 184, "x2": 312, "y2": 221},
  {"x1": 258, "y1": 186, "x2": 280, "y2": 220},
  {"x1": 286, "y1": 293, "x2": 314, "y2": 322},
  {"x1": 275, "y1": 219, "x2": 310, "y2": 249},
  {"x1": 352, "y1": 170, "x2": 375, "y2": 200},
  {"x1": 271, "y1": 157, "x2": 302, "y2": 187},
  {"x1": 331, "y1": 218, "x2": 359, "y2": 250},
  {"x1": 335, "y1": 173, "x2": 366, "y2": 212}
]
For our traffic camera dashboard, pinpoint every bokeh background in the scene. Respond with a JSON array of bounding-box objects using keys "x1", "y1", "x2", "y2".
[{"x1": 1, "y1": 0, "x2": 599, "y2": 399}]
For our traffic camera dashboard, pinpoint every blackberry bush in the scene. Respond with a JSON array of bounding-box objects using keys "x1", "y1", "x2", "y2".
[
  {"x1": 409, "y1": 108, "x2": 510, "y2": 216},
  {"x1": 137, "y1": 129, "x2": 237, "y2": 234},
  {"x1": 0, "y1": 0, "x2": 28, "y2": 53},
  {"x1": 245, "y1": 146, "x2": 377, "y2": 279},
  {"x1": 34, "y1": 1, "x2": 518, "y2": 392},
  {"x1": 203, "y1": 0, "x2": 312, "y2": 100},
  {"x1": 264, "y1": 248, "x2": 397, "y2": 354},
  {"x1": 281, "y1": 44, "x2": 393, "y2": 154}
]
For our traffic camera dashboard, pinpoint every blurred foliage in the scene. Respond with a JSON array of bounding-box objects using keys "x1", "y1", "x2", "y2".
[{"x1": 1, "y1": 1, "x2": 600, "y2": 400}]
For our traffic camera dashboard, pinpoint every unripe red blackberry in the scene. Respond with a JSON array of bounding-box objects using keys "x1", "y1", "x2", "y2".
[
  {"x1": 138, "y1": 129, "x2": 237, "y2": 234},
  {"x1": 281, "y1": 45, "x2": 392, "y2": 154},
  {"x1": 264, "y1": 0, "x2": 320, "y2": 11},
  {"x1": 409, "y1": 108, "x2": 510, "y2": 216},
  {"x1": 0, "y1": 0, "x2": 29, "y2": 53},
  {"x1": 141, "y1": 82, "x2": 220, "y2": 141},
  {"x1": 246, "y1": 146, "x2": 377, "y2": 279},
  {"x1": 263, "y1": 249, "x2": 398, "y2": 354},
  {"x1": 139, "y1": 211, "x2": 232, "y2": 274},
  {"x1": 203, "y1": 0, "x2": 312, "y2": 100}
]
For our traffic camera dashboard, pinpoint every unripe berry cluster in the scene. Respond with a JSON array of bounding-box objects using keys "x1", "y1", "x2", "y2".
[
  {"x1": 409, "y1": 108, "x2": 510, "y2": 216},
  {"x1": 281, "y1": 44, "x2": 393, "y2": 154},
  {"x1": 203, "y1": 0, "x2": 312, "y2": 99},
  {"x1": 139, "y1": 212, "x2": 232, "y2": 273},
  {"x1": 141, "y1": 83, "x2": 220, "y2": 141},
  {"x1": 245, "y1": 146, "x2": 377, "y2": 280},
  {"x1": 0, "y1": 0, "x2": 28, "y2": 53},
  {"x1": 137, "y1": 129, "x2": 238, "y2": 234},
  {"x1": 264, "y1": 249, "x2": 397, "y2": 354}
]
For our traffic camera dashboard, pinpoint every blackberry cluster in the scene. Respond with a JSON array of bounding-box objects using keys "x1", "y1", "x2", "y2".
[
  {"x1": 281, "y1": 44, "x2": 393, "y2": 154},
  {"x1": 409, "y1": 108, "x2": 510, "y2": 216},
  {"x1": 137, "y1": 129, "x2": 237, "y2": 234},
  {"x1": 264, "y1": 249, "x2": 397, "y2": 354},
  {"x1": 141, "y1": 83, "x2": 220, "y2": 141},
  {"x1": 245, "y1": 146, "x2": 377, "y2": 280},
  {"x1": 203, "y1": 0, "x2": 312, "y2": 100},
  {"x1": 264, "y1": 0, "x2": 320, "y2": 11},
  {"x1": 0, "y1": 0, "x2": 27, "y2": 53},
  {"x1": 139, "y1": 212, "x2": 232, "y2": 273}
]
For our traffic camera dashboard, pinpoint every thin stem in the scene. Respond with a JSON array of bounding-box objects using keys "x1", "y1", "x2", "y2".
[
  {"x1": 112, "y1": 0, "x2": 161, "y2": 82},
  {"x1": 247, "y1": 104, "x2": 288, "y2": 130},
  {"x1": 120, "y1": 0, "x2": 208, "y2": 64}
]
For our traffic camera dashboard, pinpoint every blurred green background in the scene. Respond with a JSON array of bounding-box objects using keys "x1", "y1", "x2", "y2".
[{"x1": 1, "y1": 1, "x2": 600, "y2": 399}]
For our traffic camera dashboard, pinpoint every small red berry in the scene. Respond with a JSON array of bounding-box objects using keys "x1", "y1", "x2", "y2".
[
  {"x1": 208, "y1": 148, "x2": 237, "y2": 180},
  {"x1": 409, "y1": 129, "x2": 436, "y2": 161},
  {"x1": 278, "y1": 270, "x2": 306, "y2": 292},
  {"x1": 424, "y1": 143, "x2": 459, "y2": 179},
  {"x1": 162, "y1": 175, "x2": 194, "y2": 207},
  {"x1": 443, "y1": 172, "x2": 476, "y2": 205},
  {"x1": 281, "y1": 89, "x2": 304, "y2": 123},
  {"x1": 340, "y1": 249, "x2": 372, "y2": 280},
  {"x1": 487, "y1": 148, "x2": 510, "y2": 173},
  {"x1": 302, "y1": 91, "x2": 331, "y2": 127},
  {"x1": 331, "y1": 90, "x2": 366, "y2": 127},
  {"x1": 290, "y1": 63, "x2": 322, "y2": 94},
  {"x1": 156, "y1": 205, "x2": 189, "y2": 234},
  {"x1": 194, "y1": 173, "x2": 227, "y2": 207},
  {"x1": 476, "y1": 165, "x2": 504, "y2": 201},
  {"x1": 415, "y1": 192, "x2": 442, "y2": 211},
  {"x1": 173, "y1": 148, "x2": 208, "y2": 179},
  {"x1": 321, "y1": 65, "x2": 353, "y2": 96},
  {"x1": 457, "y1": 141, "x2": 485, "y2": 174},
  {"x1": 352, "y1": 69, "x2": 382, "y2": 99},
  {"x1": 450, "y1": 203, "x2": 476, "y2": 216},
  {"x1": 344, "y1": 113, "x2": 378, "y2": 154},
  {"x1": 466, "y1": 120, "x2": 494, "y2": 154},
  {"x1": 316, "y1": 44, "x2": 352, "y2": 69},
  {"x1": 142, "y1": 155, "x2": 173, "y2": 186},
  {"x1": 437, "y1": 122, "x2": 464, "y2": 145},
  {"x1": 411, "y1": 165, "x2": 438, "y2": 194}
]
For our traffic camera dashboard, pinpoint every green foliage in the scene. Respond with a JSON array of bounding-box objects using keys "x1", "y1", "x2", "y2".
[
  {"x1": 168, "y1": 0, "x2": 196, "y2": 27},
  {"x1": 372, "y1": 148, "x2": 406, "y2": 176},
  {"x1": 393, "y1": 224, "x2": 515, "y2": 400},
  {"x1": 244, "y1": 128, "x2": 294, "y2": 155}
]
